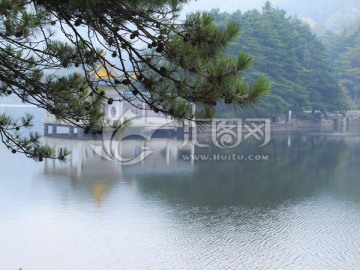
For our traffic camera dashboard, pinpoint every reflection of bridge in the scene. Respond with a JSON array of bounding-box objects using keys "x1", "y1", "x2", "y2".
[
  {"x1": 42, "y1": 136, "x2": 197, "y2": 207},
  {"x1": 43, "y1": 136, "x2": 197, "y2": 178}
]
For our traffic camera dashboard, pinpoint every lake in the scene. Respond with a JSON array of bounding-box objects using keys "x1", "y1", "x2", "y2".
[{"x1": 1, "y1": 108, "x2": 360, "y2": 270}]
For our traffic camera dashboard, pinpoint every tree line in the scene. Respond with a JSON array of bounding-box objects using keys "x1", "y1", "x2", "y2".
[
  {"x1": 1, "y1": 0, "x2": 359, "y2": 160},
  {"x1": 212, "y1": 2, "x2": 355, "y2": 120}
]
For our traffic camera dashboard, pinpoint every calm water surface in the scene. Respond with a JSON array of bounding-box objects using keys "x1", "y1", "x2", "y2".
[{"x1": 1, "y1": 108, "x2": 360, "y2": 270}]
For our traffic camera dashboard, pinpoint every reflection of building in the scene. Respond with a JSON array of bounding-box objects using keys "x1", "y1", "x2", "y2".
[
  {"x1": 44, "y1": 60, "x2": 195, "y2": 137},
  {"x1": 42, "y1": 136, "x2": 197, "y2": 206}
]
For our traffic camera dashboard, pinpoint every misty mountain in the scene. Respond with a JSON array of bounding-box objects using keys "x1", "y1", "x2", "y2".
[
  {"x1": 183, "y1": 0, "x2": 360, "y2": 32},
  {"x1": 272, "y1": 0, "x2": 360, "y2": 31}
]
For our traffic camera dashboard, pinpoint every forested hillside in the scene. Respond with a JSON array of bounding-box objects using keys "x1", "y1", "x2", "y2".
[
  {"x1": 326, "y1": 19, "x2": 360, "y2": 109},
  {"x1": 212, "y1": 2, "x2": 350, "y2": 119}
]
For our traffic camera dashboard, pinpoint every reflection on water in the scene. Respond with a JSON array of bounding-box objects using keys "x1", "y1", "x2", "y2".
[
  {"x1": 42, "y1": 131, "x2": 360, "y2": 207},
  {"x1": 1, "y1": 122, "x2": 360, "y2": 269}
]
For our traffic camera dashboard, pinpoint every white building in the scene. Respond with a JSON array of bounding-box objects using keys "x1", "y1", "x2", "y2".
[{"x1": 44, "y1": 62, "x2": 195, "y2": 138}]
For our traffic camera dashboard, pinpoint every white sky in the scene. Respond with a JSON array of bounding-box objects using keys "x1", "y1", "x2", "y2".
[{"x1": 181, "y1": 0, "x2": 283, "y2": 14}]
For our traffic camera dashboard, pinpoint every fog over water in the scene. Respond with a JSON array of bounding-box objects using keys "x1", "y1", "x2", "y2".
[
  {"x1": 1, "y1": 107, "x2": 360, "y2": 269},
  {"x1": 1, "y1": 1, "x2": 360, "y2": 268}
]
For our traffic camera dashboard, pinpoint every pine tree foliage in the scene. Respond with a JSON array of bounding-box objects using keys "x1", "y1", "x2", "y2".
[
  {"x1": 0, "y1": 0, "x2": 269, "y2": 160},
  {"x1": 0, "y1": 113, "x2": 70, "y2": 161}
]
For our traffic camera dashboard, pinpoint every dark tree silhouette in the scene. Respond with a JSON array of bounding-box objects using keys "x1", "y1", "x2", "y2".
[{"x1": 0, "y1": 0, "x2": 269, "y2": 161}]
